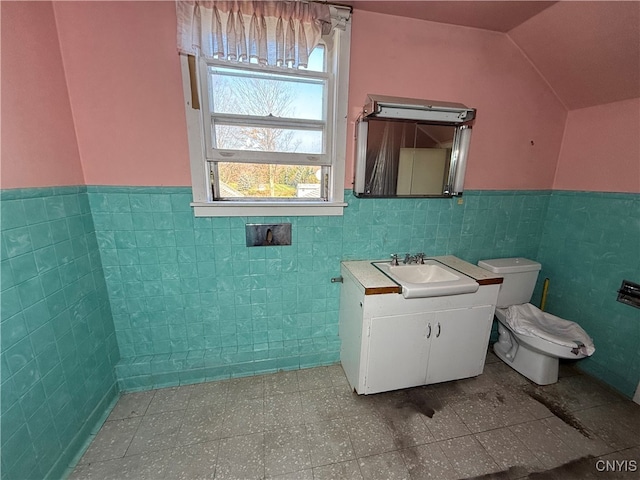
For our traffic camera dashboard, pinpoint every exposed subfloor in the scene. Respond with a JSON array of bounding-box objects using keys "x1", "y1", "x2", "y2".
[{"x1": 70, "y1": 351, "x2": 640, "y2": 479}]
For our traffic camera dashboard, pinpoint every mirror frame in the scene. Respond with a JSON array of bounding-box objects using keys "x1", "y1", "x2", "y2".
[{"x1": 352, "y1": 95, "x2": 475, "y2": 198}]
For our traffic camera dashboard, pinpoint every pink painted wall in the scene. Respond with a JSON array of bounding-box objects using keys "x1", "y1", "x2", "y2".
[
  {"x1": 53, "y1": 1, "x2": 191, "y2": 186},
  {"x1": 1, "y1": 1, "x2": 84, "y2": 189},
  {"x1": 553, "y1": 98, "x2": 640, "y2": 193},
  {"x1": 509, "y1": 1, "x2": 640, "y2": 110},
  {"x1": 48, "y1": 3, "x2": 568, "y2": 190},
  {"x1": 346, "y1": 10, "x2": 567, "y2": 190},
  {"x1": 8, "y1": 2, "x2": 634, "y2": 194}
]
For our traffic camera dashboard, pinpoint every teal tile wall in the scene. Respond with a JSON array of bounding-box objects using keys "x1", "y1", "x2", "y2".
[
  {"x1": 87, "y1": 186, "x2": 550, "y2": 390},
  {"x1": 342, "y1": 190, "x2": 549, "y2": 262},
  {"x1": 536, "y1": 191, "x2": 640, "y2": 398},
  {"x1": 3, "y1": 185, "x2": 636, "y2": 480},
  {"x1": 1, "y1": 187, "x2": 120, "y2": 480}
]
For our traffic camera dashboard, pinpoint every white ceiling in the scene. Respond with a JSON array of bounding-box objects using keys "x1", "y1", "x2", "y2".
[{"x1": 347, "y1": 1, "x2": 640, "y2": 109}]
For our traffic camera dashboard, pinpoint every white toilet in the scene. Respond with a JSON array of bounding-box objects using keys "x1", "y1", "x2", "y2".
[{"x1": 478, "y1": 257, "x2": 595, "y2": 385}]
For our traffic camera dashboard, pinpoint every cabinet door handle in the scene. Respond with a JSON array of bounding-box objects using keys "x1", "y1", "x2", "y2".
[
  {"x1": 426, "y1": 323, "x2": 431, "y2": 339},
  {"x1": 436, "y1": 322, "x2": 441, "y2": 338}
]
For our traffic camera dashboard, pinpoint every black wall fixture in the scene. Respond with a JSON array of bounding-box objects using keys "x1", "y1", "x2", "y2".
[{"x1": 617, "y1": 279, "x2": 640, "y2": 309}]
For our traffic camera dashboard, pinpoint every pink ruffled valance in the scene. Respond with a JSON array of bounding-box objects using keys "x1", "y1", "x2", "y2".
[{"x1": 177, "y1": 0, "x2": 331, "y2": 68}]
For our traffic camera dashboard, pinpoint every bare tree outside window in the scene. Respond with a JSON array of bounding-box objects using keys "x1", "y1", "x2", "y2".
[{"x1": 211, "y1": 74, "x2": 320, "y2": 197}]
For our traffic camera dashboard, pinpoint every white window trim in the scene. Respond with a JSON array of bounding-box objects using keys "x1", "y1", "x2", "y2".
[{"x1": 180, "y1": 7, "x2": 351, "y2": 217}]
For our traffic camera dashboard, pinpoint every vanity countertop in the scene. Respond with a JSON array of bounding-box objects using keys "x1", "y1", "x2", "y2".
[{"x1": 342, "y1": 255, "x2": 503, "y2": 295}]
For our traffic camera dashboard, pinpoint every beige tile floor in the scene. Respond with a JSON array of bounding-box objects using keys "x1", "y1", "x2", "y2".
[{"x1": 71, "y1": 350, "x2": 640, "y2": 479}]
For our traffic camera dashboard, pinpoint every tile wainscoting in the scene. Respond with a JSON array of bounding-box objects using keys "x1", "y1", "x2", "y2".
[
  {"x1": 537, "y1": 191, "x2": 640, "y2": 398},
  {"x1": 3, "y1": 185, "x2": 637, "y2": 479},
  {"x1": 1, "y1": 187, "x2": 119, "y2": 480},
  {"x1": 85, "y1": 187, "x2": 549, "y2": 391}
]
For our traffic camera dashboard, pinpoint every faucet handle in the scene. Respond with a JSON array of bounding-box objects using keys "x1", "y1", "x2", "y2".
[
  {"x1": 390, "y1": 253, "x2": 399, "y2": 266},
  {"x1": 415, "y1": 253, "x2": 425, "y2": 264}
]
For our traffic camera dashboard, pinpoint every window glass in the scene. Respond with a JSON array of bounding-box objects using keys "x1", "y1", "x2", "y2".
[
  {"x1": 208, "y1": 67, "x2": 326, "y2": 121},
  {"x1": 299, "y1": 45, "x2": 325, "y2": 72},
  {"x1": 213, "y1": 124, "x2": 324, "y2": 154},
  {"x1": 217, "y1": 162, "x2": 322, "y2": 198}
]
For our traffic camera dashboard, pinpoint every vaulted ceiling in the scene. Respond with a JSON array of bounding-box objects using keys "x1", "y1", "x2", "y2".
[{"x1": 347, "y1": 1, "x2": 640, "y2": 110}]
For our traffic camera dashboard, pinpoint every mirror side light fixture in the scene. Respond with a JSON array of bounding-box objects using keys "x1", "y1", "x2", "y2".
[
  {"x1": 448, "y1": 125, "x2": 472, "y2": 196},
  {"x1": 358, "y1": 94, "x2": 476, "y2": 197}
]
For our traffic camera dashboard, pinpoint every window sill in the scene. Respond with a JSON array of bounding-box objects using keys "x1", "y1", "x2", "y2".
[{"x1": 191, "y1": 201, "x2": 346, "y2": 217}]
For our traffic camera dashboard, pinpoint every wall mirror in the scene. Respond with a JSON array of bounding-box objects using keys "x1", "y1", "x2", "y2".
[{"x1": 353, "y1": 95, "x2": 476, "y2": 198}]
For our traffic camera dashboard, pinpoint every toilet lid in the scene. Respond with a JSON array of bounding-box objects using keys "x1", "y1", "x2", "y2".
[{"x1": 502, "y1": 303, "x2": 595, "y2": 356}]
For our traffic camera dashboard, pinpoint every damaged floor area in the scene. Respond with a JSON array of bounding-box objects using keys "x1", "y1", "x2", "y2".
[{"x1": 70, "y1": 350, "x2": 640, "y2": 479}]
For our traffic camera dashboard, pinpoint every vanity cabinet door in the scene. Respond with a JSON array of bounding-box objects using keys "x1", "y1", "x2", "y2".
[
  {"x1": 365, "y1": 312, "x2": 434, "y2": 394},
  {"x1": 425, "y1": 305, "x2": 494, "y2": 385}
]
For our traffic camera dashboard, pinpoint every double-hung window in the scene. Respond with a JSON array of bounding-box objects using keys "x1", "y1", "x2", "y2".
[{"x1": 178, "y1": 1, "x2": 351, "y2": 216}]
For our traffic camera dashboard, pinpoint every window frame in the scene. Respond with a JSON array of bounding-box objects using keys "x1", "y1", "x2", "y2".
[{"x1": 181, "y1": 12, "x2": 350, "y2": 217}]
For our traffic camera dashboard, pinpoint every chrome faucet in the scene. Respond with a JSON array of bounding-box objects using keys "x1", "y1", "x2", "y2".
[
  {"x1": 390, "y1": 253, "x2": 399, "y2": 266},
  {"x1": 400, "y1": 253, "x2": 426, "y2": 264}
]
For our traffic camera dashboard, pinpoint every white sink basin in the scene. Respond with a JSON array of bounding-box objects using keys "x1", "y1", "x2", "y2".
[{"x1": 373, "y1": 260, "x2": 479, "y2": 299}]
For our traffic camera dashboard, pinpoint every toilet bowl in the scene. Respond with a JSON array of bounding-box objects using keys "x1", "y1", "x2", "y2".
[
  {"x1": 493, "y1": 303, "x2": 594, "y2": 385},
  {"x1": 478, "y1": 258, "x2": 595, "y2": 385}
]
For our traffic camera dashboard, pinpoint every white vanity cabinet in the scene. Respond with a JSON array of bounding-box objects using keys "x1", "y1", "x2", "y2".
[{"x1": 339, "y1": 261, "x2": 500, "y2": 395}]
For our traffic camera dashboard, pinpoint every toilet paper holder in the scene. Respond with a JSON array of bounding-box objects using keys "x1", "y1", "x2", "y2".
[{"x1": 617, "y1": 279, "x2": 640, "y2": 309}]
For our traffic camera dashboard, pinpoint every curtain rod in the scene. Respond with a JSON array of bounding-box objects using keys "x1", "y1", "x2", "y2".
[{"x1": 310, "y1": 1, "x2": 354, "y2": 14}]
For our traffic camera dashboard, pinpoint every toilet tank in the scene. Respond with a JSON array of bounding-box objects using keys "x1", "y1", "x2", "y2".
[{"x1": 477, "y1": 258, "x2": 542, "y2": 307}]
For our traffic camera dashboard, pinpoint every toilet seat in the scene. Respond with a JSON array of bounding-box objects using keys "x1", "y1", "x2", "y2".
[{"x1": 495, "y1": 303, "x2": 595, "y2": 358}]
